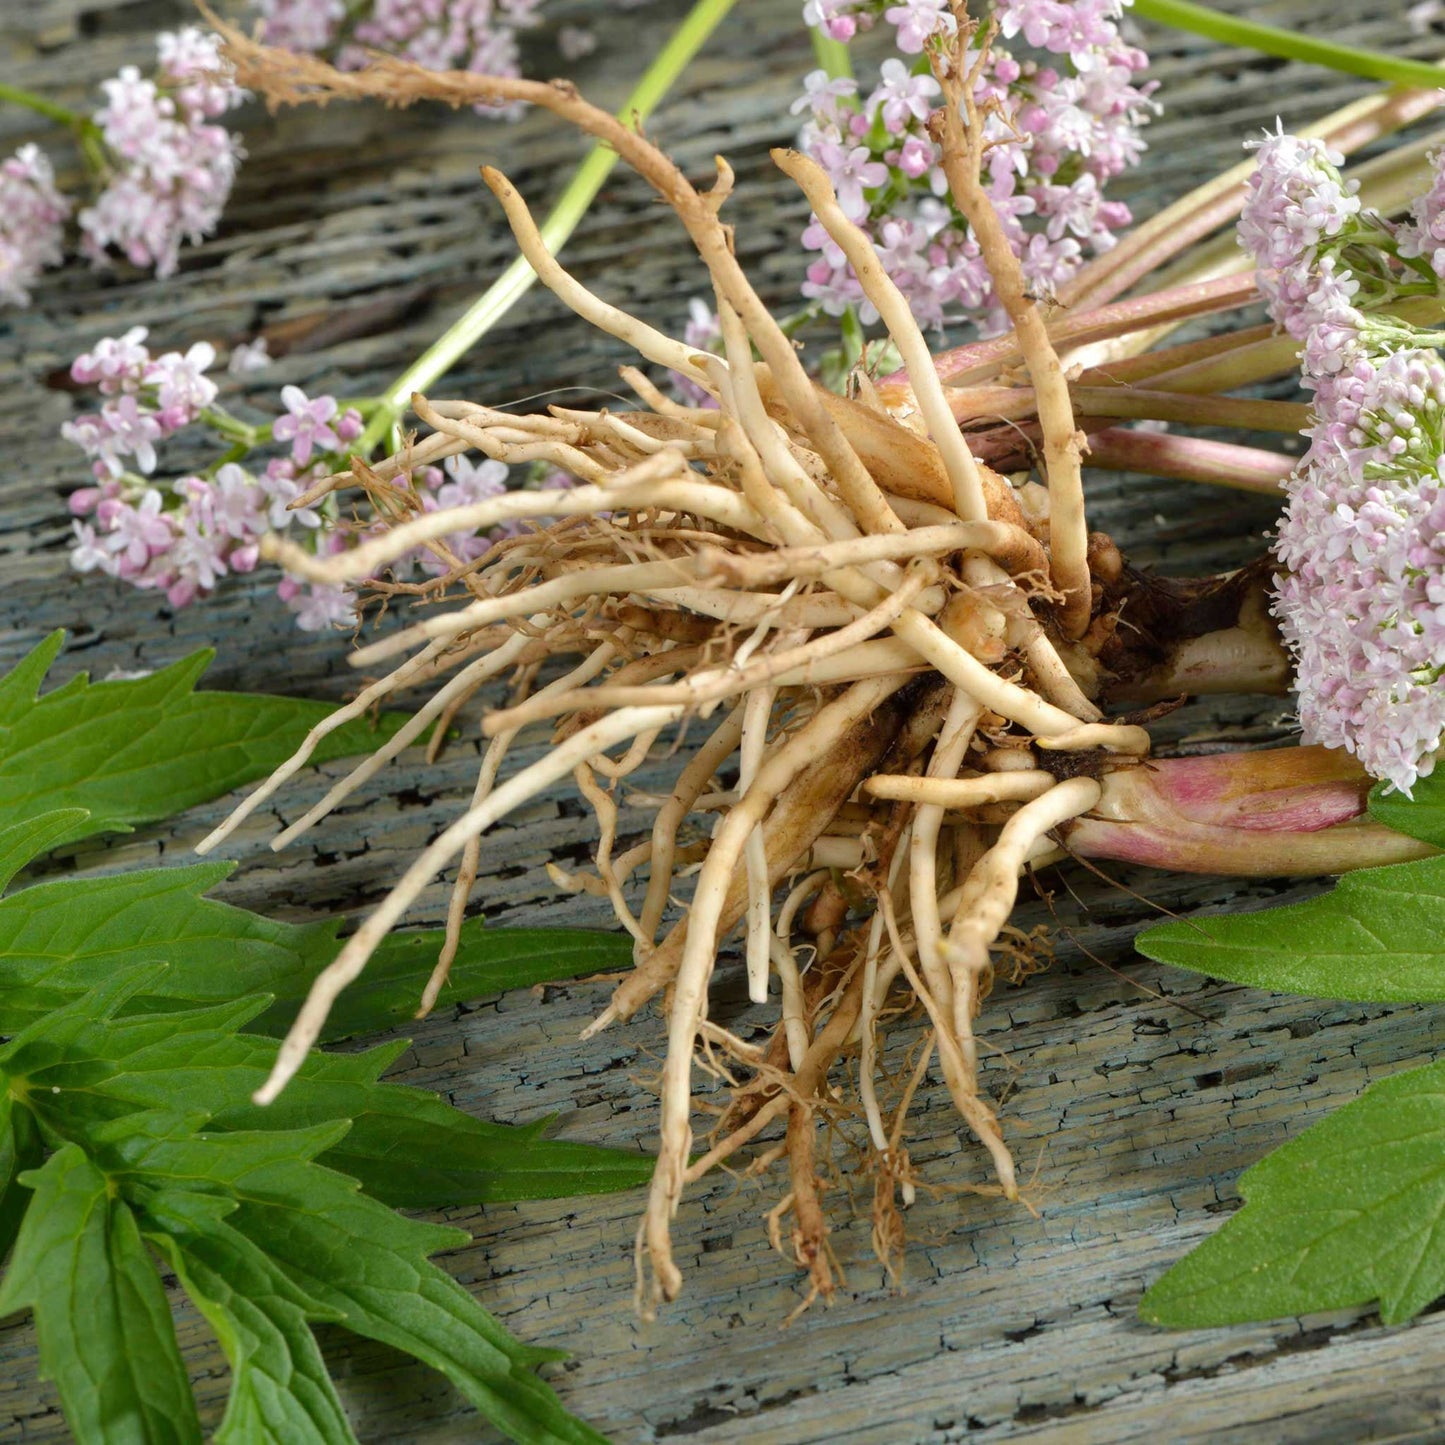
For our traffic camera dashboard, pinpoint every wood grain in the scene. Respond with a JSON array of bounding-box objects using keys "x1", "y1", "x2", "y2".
[{"x1": 2, "y1": 2, "x2": 1443, "y2": 1441}]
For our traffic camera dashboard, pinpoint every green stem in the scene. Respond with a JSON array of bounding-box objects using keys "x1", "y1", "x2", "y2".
[
  {"x1": 358, "y1": 0, "x2": 738, "y2": 456},
  {"x1": 1134, "y1": 0, "x2": 1445, "y2": 90},
  {"x1": 809, "y1": 27, "x2": 854, "y2": 82},
  {"x1": 200, "y1": 407, "x2": 264, "y2": 448},
  {"x1": 0, "y1": 79, "x2": 89, "y2": 131}
]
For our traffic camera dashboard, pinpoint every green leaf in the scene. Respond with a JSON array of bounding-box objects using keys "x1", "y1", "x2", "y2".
[
  {"x1": 145, "y1": 1191, "x2": 355, "y2": 1445},
  {"x1": 1135, "y1": 855, "x2": 1445, "y2": 1001},
  {"x1": 0, "y1": 860, "x2": 632, "y2": 1041},
  {"x1": 1142, "y1": 1059, "x2": 1445, "y2": 1328},
  {"x1": 1370, "y1": 772, "x2": 1445, "y2": 849},
  {"x1": 100, "y1": 1114, "x2": 610, "y2": 1445},
  {"x1": 0, "y1": 810, "x2": 90, "y2": 893},
  {"x1": 3, "y1": 979, "x2": 651, "y2": 1209},
  {"x1": 0, "y1": 969, "x2": 617, "y2": 1445},
  {"x1": 0, "y1": 631, "x2": 407, "y2": 850},
  {"x1": 0, "y1": 1144, "x2": 201, "y2": 1444},
  {"x1": 312, "y1": 923, "x2": 632, "y2": 1039}
]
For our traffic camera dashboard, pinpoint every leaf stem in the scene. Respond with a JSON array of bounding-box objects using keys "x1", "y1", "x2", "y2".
[
  {"x1": 356, "y1": 0, "x2": 737, "y2": 456},
  {"x1": 0, "y1": 78, "x2": 90, "y2": 131},
  {"x1": 1134, "y1": 0, "x2": 1445, "y2": 90}
]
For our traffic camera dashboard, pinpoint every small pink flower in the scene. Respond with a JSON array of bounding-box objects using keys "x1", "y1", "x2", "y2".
[
  {"x1": 228, "y1": 337, "x2": 271, "y2": 373},
  {"x1": 272, "y1": 384, "x2": 341, "y2": 466},
  {"x1": 334, "y1": 406, "x2": 364, "y2": 444},
  {"x1": 867, "y1": 58, "x2": 940, "y2": 134},
  {"x1": 147, "y1": 341, "x2": 217, "y2": 420},
  {"x1": 69, "y1": 521, "x2": 116, "y2": 575},
  {"x1": 105, "y1": 488, "x2": 174, "y2": 571},
  {"x1": 883, "y1": 0, "x2": 957, "y2": 54},
  {"x1": 72, "y1": 327, "x2": 152, "y2": 392}
]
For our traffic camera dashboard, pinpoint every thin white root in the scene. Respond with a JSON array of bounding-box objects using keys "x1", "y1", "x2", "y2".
[
  {"x1": 909, "y1": 687, "x2": 983, "y2": 1024},
  {"x1": 859, "y1": 836, "x2": 912, "y2": 1155},
  {"x1": 643, "y1": 675, "x2": 905, "y2": 1304},
  {"x1": 270, "y1": 633, "x2": 532, "y2": 851},
  {"x1": 253, "y1": 702, "x2": 683, "y2": 1106},
  {"x1": 773, "y1": 147, "x2": 991, "y2": 524},
  {"x1": 480, "y1": 167, "x2": 715, "y2": 387},
  {"x1": 741, "y1": 687, "x2": 775, "y2": 1003},
  {"x1": 194, "y1": 636, "x2": 451, "y2": 855},
  {"x1": 700, "y1": 522, "x2": 1045, "y2": 585},
  {"x1": 932, "y1": 40, "x2": 1090, "y2": 635}
]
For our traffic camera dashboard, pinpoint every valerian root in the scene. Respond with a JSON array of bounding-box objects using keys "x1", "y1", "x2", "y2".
[{"x1": 204, "y1": 6, "x2": 1438, "y2": 1317}]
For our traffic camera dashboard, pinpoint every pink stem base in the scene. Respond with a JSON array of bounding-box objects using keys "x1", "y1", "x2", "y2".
[{"x1": 1069, "y1": 747, "x2": 1436, "y2": 877}]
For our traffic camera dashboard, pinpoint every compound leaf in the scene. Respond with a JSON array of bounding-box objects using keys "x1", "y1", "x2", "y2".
[{"x1": 0, "y1": 1144, "x2": 201, "y2": 1444}]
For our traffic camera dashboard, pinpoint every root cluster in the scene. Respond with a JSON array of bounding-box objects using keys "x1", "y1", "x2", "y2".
[{"x1": 205, "y1": 7, "x2": 1357, "y2": 1314}]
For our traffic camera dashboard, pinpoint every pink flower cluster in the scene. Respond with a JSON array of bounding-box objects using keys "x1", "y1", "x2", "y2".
[
  {"x1": 1275, "y1": 348, "x2": 1445, "y2": 794},
  {"x1": 80, "y1": 28, "x2": 246, "y2": 278},
  {"x1": 60, "y1": 328, "x2": 564, "y2": 630},
  {"x1": 796, "y1": 0, "x2": 1155, "y2": 334},
  {"x1": 0, "y1": 28, "x2": 244, "y2": 305},
  {"x1": 0, "y1": 146, "x2": 70, "y2": 306},
  {"x1": 251, "y1": 0, "x2": 545, "y2": 112},
  {"x1": 62, "y1": 327, "x2": 371, "y2": 630},
  {"x1": 1398, "y1": 147, "x2": 1445, "y2": 282},
  {"x1": 1242, "y1": 130, "x2": 1445, "y2": 791}
]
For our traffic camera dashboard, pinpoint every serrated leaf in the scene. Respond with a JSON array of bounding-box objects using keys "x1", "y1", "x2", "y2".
[
  {"x1": 1135, "y1": 855, "x2": 1445, "y2": 1001},
  {"x1": 145, "y1": 1190, "x2": 355, "y2": 1445},
  {"x1": 0, "y1": 810, "x2": 90, "y2": 893},
  {"x1": 99, "y1": 1114, "x2": 609, "y2": 1445},
  {"x1": 0, "y1": 861, "x2": 632, "y2": 1042},
  {"x1": 1370, "y1": 771, "x2": 1445, "y2": 848},
  {"x1": 4, "y1": 978, "x2": 651, "y2": 1209},
  {"x1": 0, "y1": 631, "x2": 407, "y2": 851},
  {"x1": 1142, "y1": 1059, "x2": 1445, "y2": 1328},
  {"x1": 0, "y1": 1144, "x2": 202, "y2": 1444}
]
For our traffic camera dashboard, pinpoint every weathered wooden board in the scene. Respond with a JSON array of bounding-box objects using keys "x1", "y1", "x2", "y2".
[{"x1": 3, "y1": 1, "x2": 1444, "y2": 1441}]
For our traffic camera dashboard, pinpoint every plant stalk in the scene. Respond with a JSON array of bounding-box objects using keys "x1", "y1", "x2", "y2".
[
  {"x1": 1134, "y1": 0, "x2": 1445, "y2": 90},
  {"x1": 1084, "y1": 429, "x2": 1294, "y2": 494}
]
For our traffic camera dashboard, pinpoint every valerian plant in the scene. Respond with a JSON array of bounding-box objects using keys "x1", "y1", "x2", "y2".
[
  {"x1": 198, "y1": 0, "x2": 1445, "y2": 1334},
  {"x1": 0, "y1": 636, "x2": 653, "y2": 1440}
]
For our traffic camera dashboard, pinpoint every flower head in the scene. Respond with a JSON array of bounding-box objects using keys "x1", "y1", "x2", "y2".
[
  {"x1": 0, "y1": 145, "x2": 70, "y2": 307},
  {"x1": 1274, "y1": 346, "x2": 1445, "y2": 793},
  {"x1": 79, "y1": 29, "x2": 244, "y2": 278},
  {"x1": 796, "y1": 0, "x2": 1154, "y2": 335}
]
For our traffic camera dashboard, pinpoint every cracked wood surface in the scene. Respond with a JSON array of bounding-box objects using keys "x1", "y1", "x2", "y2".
[{"x1": 2, "y1": 2, "x2": 1444, "y2": 1441}]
